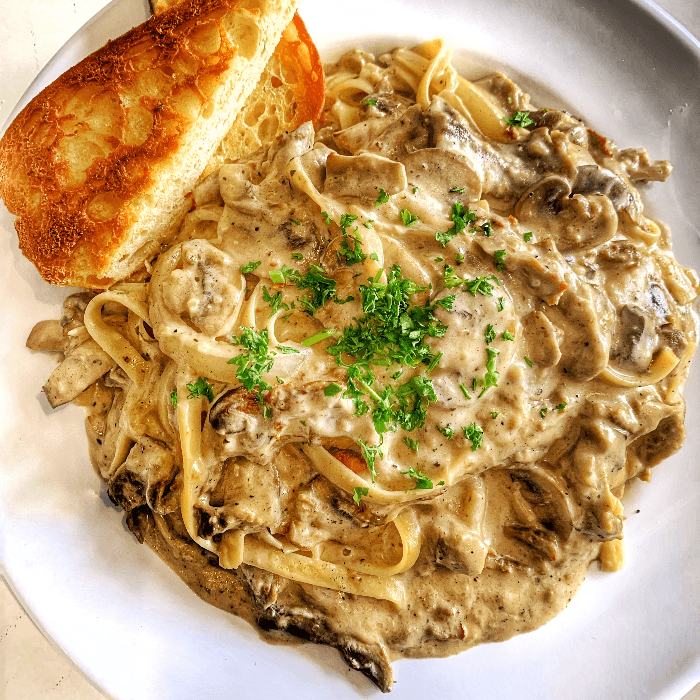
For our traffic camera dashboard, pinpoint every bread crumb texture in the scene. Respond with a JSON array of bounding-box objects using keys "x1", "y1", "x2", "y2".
[{"x1": 0, "y1": 0, "x2": 300, "y2": 287}]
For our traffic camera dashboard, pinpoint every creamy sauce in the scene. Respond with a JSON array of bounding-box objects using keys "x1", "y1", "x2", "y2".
[{"x1": 29, "y1": 44, "x2": 699, "y2": 691}]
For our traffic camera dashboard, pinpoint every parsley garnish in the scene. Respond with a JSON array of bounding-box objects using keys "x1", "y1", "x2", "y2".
[
  {"x1": 290, "y1": 218, "x2": 301, "y2": 226},
  {"x1": 363, "y1": 97, "x2": 378, "y2": 106},
  {"x1": 338, "y1": 215, "x2": 367, "y2": 265},
  {"x1": 363, "y1": 220, "x2": 374, "y2": 229},
  {"x1": 269, "y1": 270, "x2": 286, "y2": 284},
  {"x1": 292, "y1": 252, "x2": 304, "y2": 260},
  {"x1": 435, "y1": 294, "x2": 455, "y2": 310},
  {"x1": 321, "y1": 211, "x2": 332, "y2": 225},
  {"x1": 540, "y1": 408, "x2": 548, "y2": 418},
  {"x1": 494, "y1": 250, "x2": 507, "y2": 271},
  {"x1": 357, "y1": 438, "x2": 383, "y2": 482},
  {"x1": 504, "y1": 111, "x2": 536, "y2": 128},
  {"x1": 402, "y1": 466, "x2": 433, "y2": 490},
  {"x1": 436, "y1": 201, "x2": 476, "y2": 247},
  {"x1": 262, "y1": 286, "x2": 288, "y2": 316},
  {"x1": 464, "y1": 275, "x2": 499, "y2": 297},
  {"x1": 353, "y1": 486, "x2": 370, "y2": 505},
  {"x1": 485, "y1": 324, "x2": 496, "y2": 345},
  {"x1": 302, "y1": 328, "x2": 337, "y2": 346},
  {"x1": 436, "y1": 424, "x2": 455, "y2": 440},
  {"x1": 491, "y1": 411, "x2": 499, "y2": 418},
  {"x1": 481, "y1": 222, "x2": 492, "y2": 237},
  {"x1": 412, "y1": 186, "x2": 419, "y2": 194},
  {"x1": 324, "y1": 383, "x2": 343, "y2": 397},
  {"x1": 186, "y1": 377, "x2": 214, "y2": 402},
  {"x1": 228, "y1": 328, "x2": 275, "y2": 407},
  {"x1": 403, "y1": 436, "x2": 420, "y2": 452},
  {"x1": 241, "y1": 261, "x2": 262, "y2": 274},
  {"x1": 276, "y1": 345, "x2": 299, "y2": 354},
  {"x1": 169, "y1": 390, "x2": 178, "y2": 408},
  {"x1": 375, "y1": 188, "x2": 390, "y2": 207},
  {"x1": 459, "y1": 383, "x2": 471, "y2": 399},
  {"x1": 556, "y1": 401, "x2": 567, "y2": 412},
  {"x1": 443, "y1": 264, "x2": 463, "y2": 288},
  {"x1": 455, "y1": 252, "x2": 465, "y2": 263},
  {"x1": 400, "y1": 209, "x2": 419, "y2": 226},
  {"x1": 524, "y1": 356, "x2": 534, "y2": 367},
  {"x1": 501, "y1": 330, "x2": 515, "y2": 341},
  {"x1": 480, "y1": 347, "x2": 500, "y2": 397},
  {"x1": 497, "y1": 297, "x2": 505, "y2": 312},
  {"x1": 450, "y1": 187, "x2": 465, "y2": 193},
  {"x1": 524, "y1": 231, "x2": 533, "y2": 242},
  {"x1": 463, "y1": 423, "x2": 484, "y2": 451}
]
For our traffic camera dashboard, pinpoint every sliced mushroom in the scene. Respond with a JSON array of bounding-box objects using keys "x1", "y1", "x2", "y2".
[
  {"x1": 323, "y1": 152, "x2": 407, "y2": 201},
  {"x1": 26, "y1": 319, "x2": 67, "y2": 353},
  {"x1": 370, "y1": 103, "x2": 430, "y2": 160},
  {"x1": 522, "y1": 311, "x2": 561, "y2": 367},
  {"x1": 401, "y1": 148, "x2": 482, "y2": 203}
]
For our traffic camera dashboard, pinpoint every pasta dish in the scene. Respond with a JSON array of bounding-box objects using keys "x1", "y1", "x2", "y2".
[{"x1": 27, "y1": 41, "x2": 699, "y2": 690}]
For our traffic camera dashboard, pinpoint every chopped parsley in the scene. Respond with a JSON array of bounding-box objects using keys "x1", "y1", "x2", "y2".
[
  {"x1": 491, "y1": 411, "x2": 499, "y2": 419},
  {"x1": 481, "y1": 221, "x2": 492, "y2": 237},
  {"x1": 480, "y1": 347, "x2": 500, "y2": 397},
  {"x1": 241, "y1": 260, "x2": 262, "y2": 274},
  {"x1": 324, "y1": 383, "x2": 343, "y2": 397},
  {"x1": 540, "y1": 408, "x2": 548, "y2": 418},
  {"x1": 338, "y1": 229, "x2": 367, "y2": 266},
  {"x1": 402, "y1": 466, "x2": 434, "y2": 490},
  {"x1": 276, "y1": 345, "x2": 299, "y2": 354},
  {"x1": 459, "y1": 383, "x2": 472, "y2": 399},
  {"x1": 501, "y1": 330, "x2": 515, "y2": 341},
  {"x1": 497, "y1": 297, "x2": 505, "y2": 312},
  {"x1": 292, "y1": 252, "x2": 304, "y2": 260},
  {"x1": 504, "y1": 111, "x2": 536, "y2": 128},
  {"x1": 321, "y1": 211, "x2": 332, "y2": 225},
  {"x1": 524, "y1": 356, "x2": 534, "y2": 367},
  {"x1": 353, "y1": 486, "x2": 370, "y2": 505},
  {"x1": 443, "y1": 264, "x2": 463, "y2": 288},
  {"x1": 375, "y1": 188, "x2": 390, "y2": 207},
  {"x1": 262, "y1": 286, "x2": 288, "y2": 316},
  {"x1": 412, "y1": 186, "x2": 419, "y2": 194},
  {"x1": 169, "y1": 390, "x2": 178, "y2": 408},
  {"x1": 435, "y1": 294, "x2": 456, "y2": 310},
  {"x1": 363, "y1": 220, "x2": 374, "y2": 229},
  {"x1": 186, "y1": 377, "x2": 215, "y2": 402},
  {"x1": 357, "y1": 438, "x2": 383, "y2": 482},
  {"x1": 436, "y1": 424, "x2": 455, "y2": 440},
  {"x1": 556, "y1": 401, "x2": 567, "y2": 412},
  {"x1": 485, "y1": 324, "x2": 496, "y2": 345},
  {"x1": 400, "y1": 209, "x2": 419, "y2": 226},
  {"x1": 363, "y1": 97, "x2": 378, "y2": 106},
  {"x1": 403, "y1": 436, "x2": 420, "y2": 452},
  {"x1": 463, "y1": 423, "x2": 484, "y2": 451},
  {"x1": 436, "y1": 201, "x2": 477, "y2": 247},
  {"x1": 290, "y1": 218, "x2": 301, "y2": 226},
  {"x1": 494, "y1": 250, "x2": 507, "y2": 271},
  {"x1": 450, "y1": 187, "x2": 465, "y2": 193},
  {"x1": 269, "y1": 270, "x2": 286, "y2": 284},
  {"x1": 464, "y1": 275, "x2": 499, "y2": 297},
  {"x1": 302, "y1": 328, "x2": 337, "y2": 346},
  {"x1": 524, "y1": 231, "x2": 533, "y2": 242},
  {"x1": 455, "y1": 252, "x2": 465, "y2": 263},
  {"x1": 228, "y1": 328, "x2": 275, "y2": 408}
]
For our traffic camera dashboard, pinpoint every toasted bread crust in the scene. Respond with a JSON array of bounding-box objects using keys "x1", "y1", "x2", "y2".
[{"x1": 0, "y1": 0, "x2": 299, "y2": 287}]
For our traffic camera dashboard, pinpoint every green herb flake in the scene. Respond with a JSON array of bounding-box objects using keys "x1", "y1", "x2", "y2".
[
  {"x1": 363, "y1": 97, "x2": 378, "y2": 106},
  {"x1": 412, "y1": 186, "x2": 419, "y2": 194},
  {"x1": 403, "y1": 436, "x2": 420, "y2": 452},
  {"x1": 485, "y1": 324, "x2": 496, "y2": 345},
  {"x1": 426, "y1": 351, "x2": 442, "y2": 374},
  {"x1": 481, "y1": 221, "x2": 492, "y2": 237},
  {"x1": 402, "y1": 466, "x2": 433, "y2": 490},
  {"x1": 504, "y1": 111, "x2": 536, "y2": 128},
  {"x1": 459, "y1": 383, "x2": 471, "y2": 399},
  {"x1": 436, "y1": 424, "x2": 455, "y2": 440},
  {"x1": 497, "y1": 297, "x2": 505, "y2": 312},
  {"x1": 241, "y1": 260, "x2": 262, "y2": 274},
  {"x1": 455, "y1": 252, "x2": 465, "y2": 263},
  {"x1": 556, "y1": 401, "x2": 567, "y2": 412},
  {"x1": 276, "y1": 376, "x2": 284, "y2": 384},
  {"x1": 524, "y1": 356, "x2": 534, "y2": 367},
  {"x1": 269, "y1": 270, "x2": 286, "y2": 284},
  {"x1": 540, "y1": 408, "x2": 548, "y2": 418},
  {"x1": 302, "y1": 328, "x2": 337, "y2": 347},
  {"x1": 524, "y1": 231, "x2": 533, "y2": 242},
  {"x1": 324, "y1": 383, "x2": 343, "y2": 397},
  {"x1": 353, "y1": 486, "x2": 370, "y2": 505},
  {"x1": 450, "y1": 187, "x2": 466, "y2": 193},
  {"x1": 501, "y1": 330, "x2": 515, "y2": 341},
  {"x1": 464, "y1": 275, "x2": 499, "y2": 297},
  {"x1": 290, "y1": 218, "x2": 301, "y2": 226},
  {"x1": 491, "y1": 411, "x2": 499, "y2": 419},
  {"x1": 292, "y1": 252, "x2": 304, "y2": 260},
  {"x1": 363, "y1": 220, "x2": 374, "y2": 229},
  {"x1": 169, "y1": 390, "x2": 178, "y2": 408},
  {"x1": 435, "y1": 294, "x2": 455, "y2": 310},
  {"x1": 375, "y1": 188, "x2": 390, "y2": 207},
  {"x1": 494, "y1": 250, "x2": 507, "y2": 271},
  {"x1": 400, "y1": 209, "x2": 419, "y2": 227},
  {"x1": 357, "y1": 438, "x2": 383, "y2": 482},
  {"x1": 463, "y1": 422, "x2": 484, "y2": 451},
  {"x1": 479, "y1": 347, "x2": 500, "y2": 397},
  {"x1": 435, "y1": 256, "x2": 444, "y2": 262},
  {"x1": 436, "y1": 201, "x2": 477, "y2": 247},
  {"x1": 186, "y1": 377, "x2": 215, "y2": 402},
  {"x1": 276, "y1": 345, "x2": 299, "y2": 354},
  {"x1": 370, "y1": 252, "x2": 379, "y2": 261},
  {"x1": 321, "y1": 211, "x2": 332, "y2": 225}
]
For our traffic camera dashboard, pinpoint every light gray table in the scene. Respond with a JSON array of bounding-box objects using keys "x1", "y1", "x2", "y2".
[{"x1": 1, "y1": 1, "x2": 698, "y2": 698}]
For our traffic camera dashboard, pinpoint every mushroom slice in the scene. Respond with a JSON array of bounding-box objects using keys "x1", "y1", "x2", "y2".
[
  {"x1": 323, "y1": 152, "x2": 407, "y2": 202},
  {"x1": 522, "y1": 311, "x2": 561, "y2": 367}
]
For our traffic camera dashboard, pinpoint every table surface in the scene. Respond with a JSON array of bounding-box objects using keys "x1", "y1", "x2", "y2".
[{"x1": 1, "y1": 1, "x2": 699, "y2": 699}]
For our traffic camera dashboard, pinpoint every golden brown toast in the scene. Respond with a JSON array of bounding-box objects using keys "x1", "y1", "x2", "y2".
[
  {"x1": 151, "y1": 2, "x2": 324, "y2": 174},
  {"x1": 0, "y1": 0, "x2": 302, "y2": 288}
]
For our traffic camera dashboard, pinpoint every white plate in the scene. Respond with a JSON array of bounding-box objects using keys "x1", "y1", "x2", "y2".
[{"x1": 1, "y1": 0, "x2": 699, "y2": 698}]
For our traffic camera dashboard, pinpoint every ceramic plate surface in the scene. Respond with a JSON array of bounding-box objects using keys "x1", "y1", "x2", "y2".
[{"x1": 1, "y1": 0, "x2": 699, "y2": 698}]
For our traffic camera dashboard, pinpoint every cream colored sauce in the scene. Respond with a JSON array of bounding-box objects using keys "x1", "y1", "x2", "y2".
[{"x1": 29, "y1": 46, "x2": 699, "y2": 691}]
